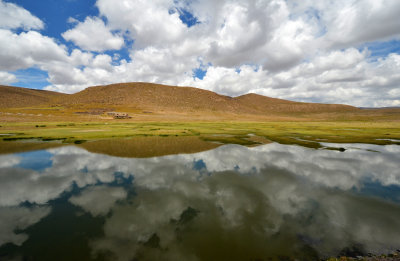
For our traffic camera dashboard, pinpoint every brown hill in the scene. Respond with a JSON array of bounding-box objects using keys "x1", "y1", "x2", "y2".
[
  {"x1": 235, "y1": 93, "x2": 356, "y2": 113},
  {"x1": 0, "y1": 82, "x2": 361, "y2": 120},
  {"x1": 54, "y1": 82, "x2": 250, "y2": 114},
  {"x1": 54, "y1": 82, "x2": 358, "y2": 115},
  {"x1": 0, "y1": 85, "x2": 66, "y2": 108}
]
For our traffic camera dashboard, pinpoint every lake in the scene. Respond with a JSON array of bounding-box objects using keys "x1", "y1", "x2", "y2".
[{"x1": 1, "y1": 141, "x2": 400, "y2": 260}]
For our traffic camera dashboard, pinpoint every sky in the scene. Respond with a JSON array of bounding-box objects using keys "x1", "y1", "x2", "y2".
[{"x1": 0, "y1": 0, "x2": 400, "y2": 107}]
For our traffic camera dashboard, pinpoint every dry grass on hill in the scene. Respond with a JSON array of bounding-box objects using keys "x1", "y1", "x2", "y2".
[
  {"x1": 58, "y1": 82, "x2": 248, "y2": 114},
  {"x1": 0, "y1": 85, "x2": 66, "y2": 108},
  {"x1": 235, "y1": 93, "x2": 357, "y2": 113},
  {"x1": 59, "y1": 82, "x2": 359, "y2": 115},
  {"x1": 0, "y1": 82, "x2": 399, "y2": 122}
]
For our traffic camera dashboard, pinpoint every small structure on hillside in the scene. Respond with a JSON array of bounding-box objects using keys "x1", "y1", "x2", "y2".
[{"x1": 106, "y1": 112, "x2": 132, "y2": 119}]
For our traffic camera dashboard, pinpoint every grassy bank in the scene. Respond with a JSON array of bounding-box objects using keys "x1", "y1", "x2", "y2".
[{"x1": 1, "y1": 121, "x2": 399, "y2": 147}]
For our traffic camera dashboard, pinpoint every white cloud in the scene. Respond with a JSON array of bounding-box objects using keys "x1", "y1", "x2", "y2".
[
  {"x1": 96, "y1": 0, "x2": 186, "y2": 48},
  {"x1": 44, "y1": 47, "x2": 198, "y2": 93},
  {"x1": 0, "y1": 29, "x2": 68, "y2": 71},
  {"x1": 0, "y1": 71, "x2": 17, "y2": 85},
  {"x1": 286, "y1": 0, "x2": 400, "y2": 48},
  {"x1": 1, "y1": 0, "x2": 400, "y2": 106},
  {"x1": 62, "y1": 17, "x2": 124, "y2": 52},
  {"x1": 181, "y1": 48, "x2": 400, "y2": 107},
  {"x1": 0, "y1": 0, "x2": 44, "y2": 30},
  {"x1": 189, "y1": 65, "x2": 268, "y2": 97},
  {"x1": 67, "y1": 17, "x2": 79, "y2": 24},
  {"x1": 323, "y1": 0, "x2": 400, "y2": 47}
]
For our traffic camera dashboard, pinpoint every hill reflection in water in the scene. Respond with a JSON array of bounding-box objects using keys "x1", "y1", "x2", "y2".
[{"x1": 0, "y1": 142, "x2": 400, "y2": 260}]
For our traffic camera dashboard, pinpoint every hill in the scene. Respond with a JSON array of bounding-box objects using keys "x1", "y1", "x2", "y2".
[
  {"x1": 57, "y1": 82, "x2": 244, "y2": 114},
  {"x1": 0, "y1": 85, "x2": 66, "y2": 108},
  {"x1": 234, "y1": 93, "x2": 356, "y2": 113},
  {"x1": 3, "y1": 82, "x2": 395, "y2": 122},
  {"x1": 54, "y1": 82, "x2": 358, "y2": 114}
]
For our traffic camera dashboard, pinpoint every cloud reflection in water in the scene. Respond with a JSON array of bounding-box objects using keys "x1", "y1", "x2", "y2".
[{"x1": 0, "y1": 142, "x2": 399, "y2": 260}]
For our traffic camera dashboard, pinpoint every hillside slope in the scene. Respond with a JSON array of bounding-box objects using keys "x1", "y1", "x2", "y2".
[
  {"x1": 57, "y1": 83, "x2": 246, "y2": 114},
  {"x1": 0, "y1": 85, "x2": 67, "y2": 108},
  {"x1": 55, "y1": 82, "x2": 359, "y2": 114},
  {"x1": 0, "y1": 83, "x2": 363, "y2": 121},
  {"x1": 235, "y1": 93, "x2": 357, "y2": 113}
]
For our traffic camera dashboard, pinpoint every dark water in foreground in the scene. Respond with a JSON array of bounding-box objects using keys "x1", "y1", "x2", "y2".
[{"x1": 1, "y1": 142, "x2": 400, "y2": 261}]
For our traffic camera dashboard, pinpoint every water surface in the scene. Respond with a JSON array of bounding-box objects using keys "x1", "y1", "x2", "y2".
[{"x1": 1, "y1": 142, "x2": 400, "y2": 260}]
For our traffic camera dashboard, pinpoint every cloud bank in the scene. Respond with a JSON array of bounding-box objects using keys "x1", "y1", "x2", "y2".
[{"x1": 0, "y1": 0, "x2": 400, "y2": 106}]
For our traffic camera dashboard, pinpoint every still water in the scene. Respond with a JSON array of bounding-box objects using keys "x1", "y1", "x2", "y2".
[{"x1": 0, "y1": 142, "x2": 400, "y2": 260}]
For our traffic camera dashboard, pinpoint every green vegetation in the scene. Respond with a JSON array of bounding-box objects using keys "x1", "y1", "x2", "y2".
[{"x1": 0, "y1": 121, "x2": 399, "y2": 147}]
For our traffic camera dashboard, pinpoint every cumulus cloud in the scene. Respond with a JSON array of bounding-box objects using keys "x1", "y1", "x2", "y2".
[
  {"x1": 186, "y1": 48, "x2": 400, "y2": 107},
  {"x1": 0, "y1": 29, "x2": 68, "y2": 71},
  {"x1": 322, "y1": 0, "x2": 400, "y2": 48},
  {"x1": 1, "y1": 0, "x2": 400, "y2": 106},
  {"x1": 0, "y1": 0, "x2": 44, "y2": 30},
  {"x1": 96, "y1": 0, "x2": 187, "y2": 48},
  {"x1": 0, "y1": 71, "x2": 17, "y2": 85},
  {"x1": 189, "y1": 65, "x2": 267, "y2": 96},
  {"x1": 62, "y1": 17, "x2": 124, "y2": 52},
  {"x1": 286, "y1": 0, "x2": 400, "y2": 47}
]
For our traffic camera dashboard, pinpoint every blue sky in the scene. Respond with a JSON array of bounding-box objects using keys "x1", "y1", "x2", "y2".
[
  {"x1": 11, "y1": 0, "x2": 98, "y2": 38},
  {"x1": 0, "y1": 0, "x2": 400, "y2": 107}
]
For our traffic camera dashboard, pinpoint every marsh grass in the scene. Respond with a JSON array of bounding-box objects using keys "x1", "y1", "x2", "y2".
[{"x1": 0, "y1": 121, "x2": 399, "y2": 151}]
